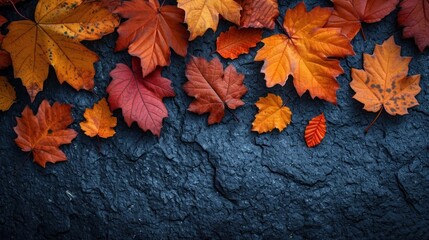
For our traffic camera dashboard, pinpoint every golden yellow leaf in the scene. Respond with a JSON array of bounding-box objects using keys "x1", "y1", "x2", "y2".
[
  {"x1": 2, "y1": 0, "x2": 119, "y2": 101},
  {"x1": 178, "y1": 0, "x2": 241, "y2": 40},
  {"x1": 0, "y1": 76, "x2": 15, "y2": 111},
  {"x1": 252, "y1": 93, "x2": 292, "y2": 134},
  {"x1": 80, "y1": 98, "x2": 117, "y2": 138}
]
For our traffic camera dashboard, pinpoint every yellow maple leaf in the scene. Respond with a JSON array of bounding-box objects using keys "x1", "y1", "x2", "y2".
[
  {"x1": 254, "y1": 2, "x2": 354, "y2": 104},
  {"x1": 2, "y1": 0, "x2": 119, "y2": 101},
  {"x1": 178, "y1": 0, "x2": 241, "y2": 40},
  {"x1": 252, "y1": 93, "x2": 292, "y2": 134},
  {"x1": 80, "y1": 98, "x2": 117, "y2": 138}
]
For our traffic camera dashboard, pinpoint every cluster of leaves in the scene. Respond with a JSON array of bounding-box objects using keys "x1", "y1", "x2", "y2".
[{"x1": 0, "y1": 0, "x2": 426, "y2": 167}]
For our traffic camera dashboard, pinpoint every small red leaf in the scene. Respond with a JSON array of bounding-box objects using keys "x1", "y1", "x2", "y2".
[{"x1": 304, "y1": 113, "x2": 326, "y2": 148}]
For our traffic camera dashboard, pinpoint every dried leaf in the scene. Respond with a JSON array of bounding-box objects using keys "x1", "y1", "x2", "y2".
[
  {"x1": 304, "y1": 113, "x2": 326, "y2": 148},
  {"x1": 255, "y1": 2, "x2": 354, "y2": 104},
  {"x1": 114, "y1": 0, "x2": 188, "y2": 77},
  {"x1": 216, "y1": 26, "x2": 262, "y2": 59},
  {"x1": 237, "y1": 0, "x2": 279, "y2": 29},
  {"x1": 80, "y1": 98, "x2": 117, "y2": 138},
  {"x1": 14, "y1": 100, "x2": 78, "y2": 167},
  {"x1": 183, "y1": 56, "x2": 247, "y2": 124},
  {"x1": 2, "y1": 0, "x2": 119, "y2": 101},
  {"x1": 326, "y1": 0, "x2": 399, "y2": 39},
  {"x1": 107, "y1": 58, "x2": 175, "y2": 136},
  {"x1": 178, "y1": 0, "x2": 241, "y2": 40},
  {"x1": 350, "y1": 37, "x2": 421, "y2": 115},
  {"x1": 398, "y1": 0, "x2": 429, "y2": 52},
  {"x1": 0, "y1": 76, "x2": 15, "y2": 111},
  {"x1": 252, "y1": 93, "x2": 291, "y2": 134}
]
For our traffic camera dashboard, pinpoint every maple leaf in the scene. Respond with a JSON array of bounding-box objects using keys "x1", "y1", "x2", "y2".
[
  {"x1": 183, "y1": 56, "x2": 247, "y2": 124},
  {"x1": 326, "y1": 0, "x2": 399, "y2": 39},
  {"x1": 216, "y1": 26, "x2": 262, "y2": 59},
  {"x1": 14, "y1": 100, "x2": 78, "y2": 168},
  {"x1": 254, "y1": 2, "x2": 354, "y2": 104},
  {"x1": 0, "y1": 15, "x2": 11, "y2": 69},
  {"x1": 178, "y1": 0, "x2": 242, "y2": 40},
  {"x1": 0, "y1": 76, "x2": 15, "y2": 111},
  {"x1": 107, "y1": 57, "x2": 175, "y2": 136},
  {"x1": 350, "y1": 37, "x2": 421, "y2": 131},
  {"x1": 237, "y1": 0, "x2": 279, "y2": 29},
  {"x1": 252, "y1": 93, "x2": 291, "y2": 134},
  {"x1": 304, "y1": 113, "x2": 326, "y2": 148},
  {"x1": 398, "y1": 0, "x2": 429, "y2": 52},
  {"x1": 80, "y1": 98, "x2": 117, "y2": 138},
  {"x1": 114, "y1": 0, "x2": 188, "y2": 78},
  {"x1": 2, "y1": 0, "x2": 119, "y2": 101}
]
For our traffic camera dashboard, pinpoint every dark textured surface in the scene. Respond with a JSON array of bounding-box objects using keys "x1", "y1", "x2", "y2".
[{"x1": 1, "y1": 0, "x2": 428, "y2": 239}]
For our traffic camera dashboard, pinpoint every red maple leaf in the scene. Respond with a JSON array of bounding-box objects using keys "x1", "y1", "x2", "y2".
[{"x1": 107, "y1": 58, "x2": 175, "y2": 136}]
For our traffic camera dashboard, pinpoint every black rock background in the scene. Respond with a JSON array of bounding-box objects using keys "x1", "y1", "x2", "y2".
[{"x1": 1, "y1": 0, "x2": 428, "y2": 239}]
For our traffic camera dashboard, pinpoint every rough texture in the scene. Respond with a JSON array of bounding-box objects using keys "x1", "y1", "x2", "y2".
[{"x1": 1, "y1": 0, "x2": 428, "y2": 239}]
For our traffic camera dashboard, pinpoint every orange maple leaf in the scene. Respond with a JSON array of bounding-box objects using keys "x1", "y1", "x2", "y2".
[
  {"x1": 350, "y1": 37, "x2": 421, "y2": 131},
  {"x1": 114, "y1": 0, "x2": 188, "y2": 78},
  {"x1": 0, "y1": 76, "x2": 15, "y2": 111},
  {"x1": 304, "y1": 113, "x2": 326, "y2": 148},
  {"x1": 216, "y1": 26, "x2": 262, "y2": 59},
  {"x1": 237, "y1": 0, "x2": 279, "y2": 29},
  {"x1": 80, "y1": 98, "x2": 117, "y2": 138},
  {"x1": 254, "y1": 2, "x2": 354, "y2": 104},
  {"x1": 2, "y1": 0, "x2": 119, "y2": 101},
  {"x1": 178, "y1": 0, "x2": 242, "y2": 40},
  {"x1": 252, "y1": 93, "x2": 292, "y2": 134},
  {"x1": 183, "y1": 56, "x2": 247, "y2": 124},
  {"x1": 326, "y1": 0, "x2": 399, "y2": 39},
  {"x1": 398, "y1": 0, "x2": 429, "y2": 52},
  {"x1": 14, "y1": 100, "x2": 78, "y2": 168}
]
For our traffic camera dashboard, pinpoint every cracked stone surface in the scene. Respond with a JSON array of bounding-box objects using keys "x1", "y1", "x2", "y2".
[{"x1": 1, "y1": 0, "x2": 428, "y2": 239}]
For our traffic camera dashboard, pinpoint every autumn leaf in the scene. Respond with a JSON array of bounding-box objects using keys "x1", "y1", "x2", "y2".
[
  {"x1": 252, "y1": 93, "x2": 291, "y2": 134},
  {"x1": 304, "y1": 113, "x2": 326, "y2": 148},
  {"x1": 0, "y1": 76, "x2": 15, "y2": 111},
  {"x1": 114, "y1": 0, "x2": 188, "y2": 78},
  {"x1": 183, "y1": 56, "x2": 247, "y2": 124},
  {"x1": 178, "y1": 0, "x2": 241, "y2": 40},
  {"x1": 237, "y1": 0, "x2": 279, "y2": 29},
  {"x1": 326, "y1": 0, "x2": 399, "y2": 39},
  {"x1": 254, "y1": 2, "x2": 354, "y2": 104},
  {"x1": 0, "y1": 15, "x2": 11, "y2": 69},
  {"x1": 398, "y1": 0, "x2": 429, "y2": 52},
  {"x1": 14, "y1": 100, "x2": 78, "y2": 168},
  {"x1": 2, "y1": 0, "x2": 119, "y2": 101},
  {"x1": 216, "y1": 26, "x2": 262, "y2": 59},
  {"x1": 84, "y1": 0, "x2": 122, "y2": 12},
  {"x1": 350, "y1": 37, "x2": 421, "y2": 131},
  {"x1": 107, "y1": 57, "x2": 175, "y2": 136},
  {"x1": 80, "y1": 98, "x2": 117, "y2": 138}
]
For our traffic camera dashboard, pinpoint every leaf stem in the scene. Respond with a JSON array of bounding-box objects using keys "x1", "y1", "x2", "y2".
[
  {"x1": 275, "y1": 18, "x2": 291, "y2": 39},
  {"x1": 9, "y1": 0, "x2": 29, "y2": 20},
  {"x1": 360, "y1": 28, "x2": 366, "y2": 41},
  {"x1": 226, "y1": 107, "x2": 240, "y2": 122},
  {"x1": 364, "y1": 107, "x2": 383, "y2": 133}
]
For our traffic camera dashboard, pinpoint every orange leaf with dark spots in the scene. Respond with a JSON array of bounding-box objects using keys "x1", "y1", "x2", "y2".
[
  {"x1": 398, "y1": 0, "x2": 429, "y2": 52},
  {"x1": 14, "y1": 100, "x2": 78, "y2": 168},
  {"x1": 216, "y1": 26, "x2": 262, "y2": 59},
  {"x1": 350, "y1": 37, "x2": 421, "y2": 116},
  {"x1": 304, "y1": 113, "x2": 326, "y2": 148},
  {"x1": 183, "y1": 57, "x2": 247, "y2": 124},
  {"x1": 2, "y1": 0, "x2": 119, "y2": 101},
  {"x1": 326, "y1": 0, "x2": 399, "y2": 39},
  {"x1": 237, "y1": 0, "x2": 279, "y2": 29},
  {"x1": 107, "y1": 58, "x2": 175, "y2": 137},
  {"x1": 114, "y1": 0, "x2": 188, "y2": 77},
  {"x1": 80, "y1": 98, "x2": 117, "y2": 138}
]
